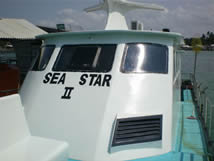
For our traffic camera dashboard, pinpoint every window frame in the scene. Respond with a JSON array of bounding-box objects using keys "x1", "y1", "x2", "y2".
[
  {"x1": 120, "y1": 43, "x2": 169, "y2": 74},
  {"x1": 31, "y1": 45, "x2": 55, "y2": 71},
  {"x1": 52, "y1": 44, "x2": 117, "y2": 73}
]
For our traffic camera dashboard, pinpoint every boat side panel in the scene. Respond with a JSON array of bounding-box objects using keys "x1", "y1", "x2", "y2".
[
  {"x1": 172, "y1": 49, "x2": 182, "y2": 151},
  {"x1": 20, "y1": 46, "x2": 116, "y2": 160},
  {"x1": 93, "y1": 45, "x2": 174, "y2": 160}
]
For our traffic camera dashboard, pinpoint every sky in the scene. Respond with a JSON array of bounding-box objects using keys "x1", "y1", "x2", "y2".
[{"x1": 0, "y1": 0, "x2": 214, "y2": 37}]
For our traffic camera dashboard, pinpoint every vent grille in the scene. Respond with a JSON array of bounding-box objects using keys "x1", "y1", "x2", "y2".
[{"x1": 112, "y1": 115, "x2": 162, "y2": 147}]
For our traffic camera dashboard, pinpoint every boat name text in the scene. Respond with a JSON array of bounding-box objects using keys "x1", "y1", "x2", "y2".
[
  {"x1": 61, "y1": 87, "x2": 74, "y2": 99},
  {"x1": 43, "y1": 72, "x2": 66, "y2": 84},
  {"x1": 43, "y1": 72, "x2": 112, "y2": 87},
  {"x1": 79, "y1": 74, "x2": 112, "y2": 87}
]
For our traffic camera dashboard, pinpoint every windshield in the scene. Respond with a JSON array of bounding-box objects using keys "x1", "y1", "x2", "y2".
[
  {"x1": 32, "y1": 45, "x2": 55, "y2": 71},
  {"x1": 121, "y1": 43, "x2": 168, "y2": 74},
  {"x1": 53, "y1": 44, "x2": 116, "y2": 73}
]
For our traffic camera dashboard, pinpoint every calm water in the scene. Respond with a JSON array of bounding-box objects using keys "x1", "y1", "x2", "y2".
[{"x1": 181, "y1": 50, "x2": 214, "y2": 103}]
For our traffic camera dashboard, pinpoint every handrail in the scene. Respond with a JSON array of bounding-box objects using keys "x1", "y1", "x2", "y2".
[
  {"x1": 0, "y1": 89, "x2": 19, "y2": 93},
  {"x1": 182, "y1": 72, "x2": 214, "y2": 155}
]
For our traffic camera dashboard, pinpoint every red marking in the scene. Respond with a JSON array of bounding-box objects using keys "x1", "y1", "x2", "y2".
[
  {"x1": 187, "y1": 115, "x2": 196, "y2": 120},
  {"x1": 0, "y1": 64, "x2": 20, "y2": 97}
]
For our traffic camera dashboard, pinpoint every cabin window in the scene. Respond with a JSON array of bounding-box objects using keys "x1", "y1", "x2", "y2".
[
  {"x1": 121, "y1": 43, "x2": 168, "y2": 74},
  {"x1": 53, "y1": 44, "x2": 116, "y2": 72},
  {"x1": 32, "y1": 45, "x2": 55, "y2": 71}
]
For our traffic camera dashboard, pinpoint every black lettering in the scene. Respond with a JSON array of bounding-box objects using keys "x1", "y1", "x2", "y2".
[
  {"x1": 79, "y1": 74, "x2": 88, "y2": 85},
  {"x1": 102, "y1": 75, "x2": 112, "y2": 87},
  {"x1": 43, "y1": 72, "x2": 52, "y2": 84},
  {"x1": 93, "y1": 74, "x2": 102, "y2": 86},
  {"x1": 89, "y1": 74, "x2": 97, "y2": 86},
  {"x1": 50, "y1": 73, "x2": 60, "y2": 84},
  {"x1": 58, "y1": 73, "x2": 66, "y2": 84},
  {"x1": 61, "y1": 87, "x2": 74, "y2": 99}
]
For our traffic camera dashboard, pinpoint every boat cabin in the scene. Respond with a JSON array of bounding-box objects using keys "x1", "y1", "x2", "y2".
[{"x1": 20, "y1": 30, "x2": 183, "y2": 161}]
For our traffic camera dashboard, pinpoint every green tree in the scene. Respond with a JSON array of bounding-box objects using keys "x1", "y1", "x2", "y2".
[
  {"x1": 201, "y1": 34, "x2": 206, "y2": 45},
  {"x1": 209, "y1": 32, "x2": 214, "y2": 44}
]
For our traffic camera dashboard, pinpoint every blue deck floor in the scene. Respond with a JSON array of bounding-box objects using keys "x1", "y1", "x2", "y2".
[
  {"x1": 68, "y1": 90, "x2": 209, "y2": 161},
  {"x1": 133, "y1": 89, "x2": 208, "y2": 161}
]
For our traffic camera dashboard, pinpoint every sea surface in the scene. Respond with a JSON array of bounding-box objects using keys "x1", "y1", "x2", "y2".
[{"x1": 181, "y1": 51, "x2": 214, "y2": 102}]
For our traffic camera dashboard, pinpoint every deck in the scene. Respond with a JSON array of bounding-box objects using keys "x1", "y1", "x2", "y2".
[
  {"x1": 133, "y1": 89, "x2": 209, "y2": 161},
  {"x1": 68, "y1": 89, "x2": 210, "y2": 161}
]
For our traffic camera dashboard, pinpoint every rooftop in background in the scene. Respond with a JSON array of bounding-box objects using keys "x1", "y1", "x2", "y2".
[
  {"x1": 0, "y1": 18, "x2": 47, "y2": 40},
  {"x1": 37, "y1": 25, "x2": 66, "y2": 33}
]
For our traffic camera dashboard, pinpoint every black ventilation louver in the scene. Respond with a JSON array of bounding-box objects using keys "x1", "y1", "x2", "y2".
[{"x1": 112, "y1": 115, "x2": 162, "y2": 147}]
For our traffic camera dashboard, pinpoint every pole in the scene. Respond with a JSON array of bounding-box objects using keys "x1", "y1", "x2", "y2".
[{"x1": 193, "y1": 51, "x2": 198, "y2": 80}]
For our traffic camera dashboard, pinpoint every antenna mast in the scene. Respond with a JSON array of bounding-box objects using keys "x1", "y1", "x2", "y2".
[{"x1": 84, "y1": 0, "x2": 167, "y2": 30}]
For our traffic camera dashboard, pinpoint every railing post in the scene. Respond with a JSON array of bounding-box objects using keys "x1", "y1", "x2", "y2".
[
  {"x1": 198, "y1": 92, "x2": 202, "y2": 113},
  {"x1": 209, "y1": 104, "x2": 214, "y2": 138},
  {"x1": 202, "y1": 95, "x2": 206, "y2": 125},
  {"x1": 204, "y1": 97, "x2": 208, "y2": 127}
]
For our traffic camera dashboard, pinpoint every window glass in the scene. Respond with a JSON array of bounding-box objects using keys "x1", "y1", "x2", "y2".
[
  {"x1": 53, "y1": 44, "x2": 116, "y2": 72},
  {"x1": 32, "y1": 45, "x2": 55, "y2": 71},
  {"x1": 122, "y1": 43, "x2": 168, "y2": 74}
]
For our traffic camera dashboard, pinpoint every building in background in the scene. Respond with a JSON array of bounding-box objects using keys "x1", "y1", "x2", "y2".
[
  {"x1": 0, "y1": 18, "x2": 47, "y2": 82},
  {"x1": 38, "y1": 25, "x2": 66, "y2": 33}
]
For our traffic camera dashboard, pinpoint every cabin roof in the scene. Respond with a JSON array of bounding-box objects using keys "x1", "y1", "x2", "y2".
[{"x1": 37, "y1": 30, "x2": 183, "y2": 45}]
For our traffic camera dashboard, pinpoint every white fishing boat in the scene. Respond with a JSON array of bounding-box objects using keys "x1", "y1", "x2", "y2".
[{"x1": 0, "y1": 0, "x2": 211, "y2": 161}]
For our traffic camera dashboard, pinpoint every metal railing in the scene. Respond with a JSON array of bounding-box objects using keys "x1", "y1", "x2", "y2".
[
  {"x1": 0, "y1": 89, "x2": 19, "y2": 97},
  {"x1": 182, "y1": 73, "x2": 214, "y2": 155}
]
